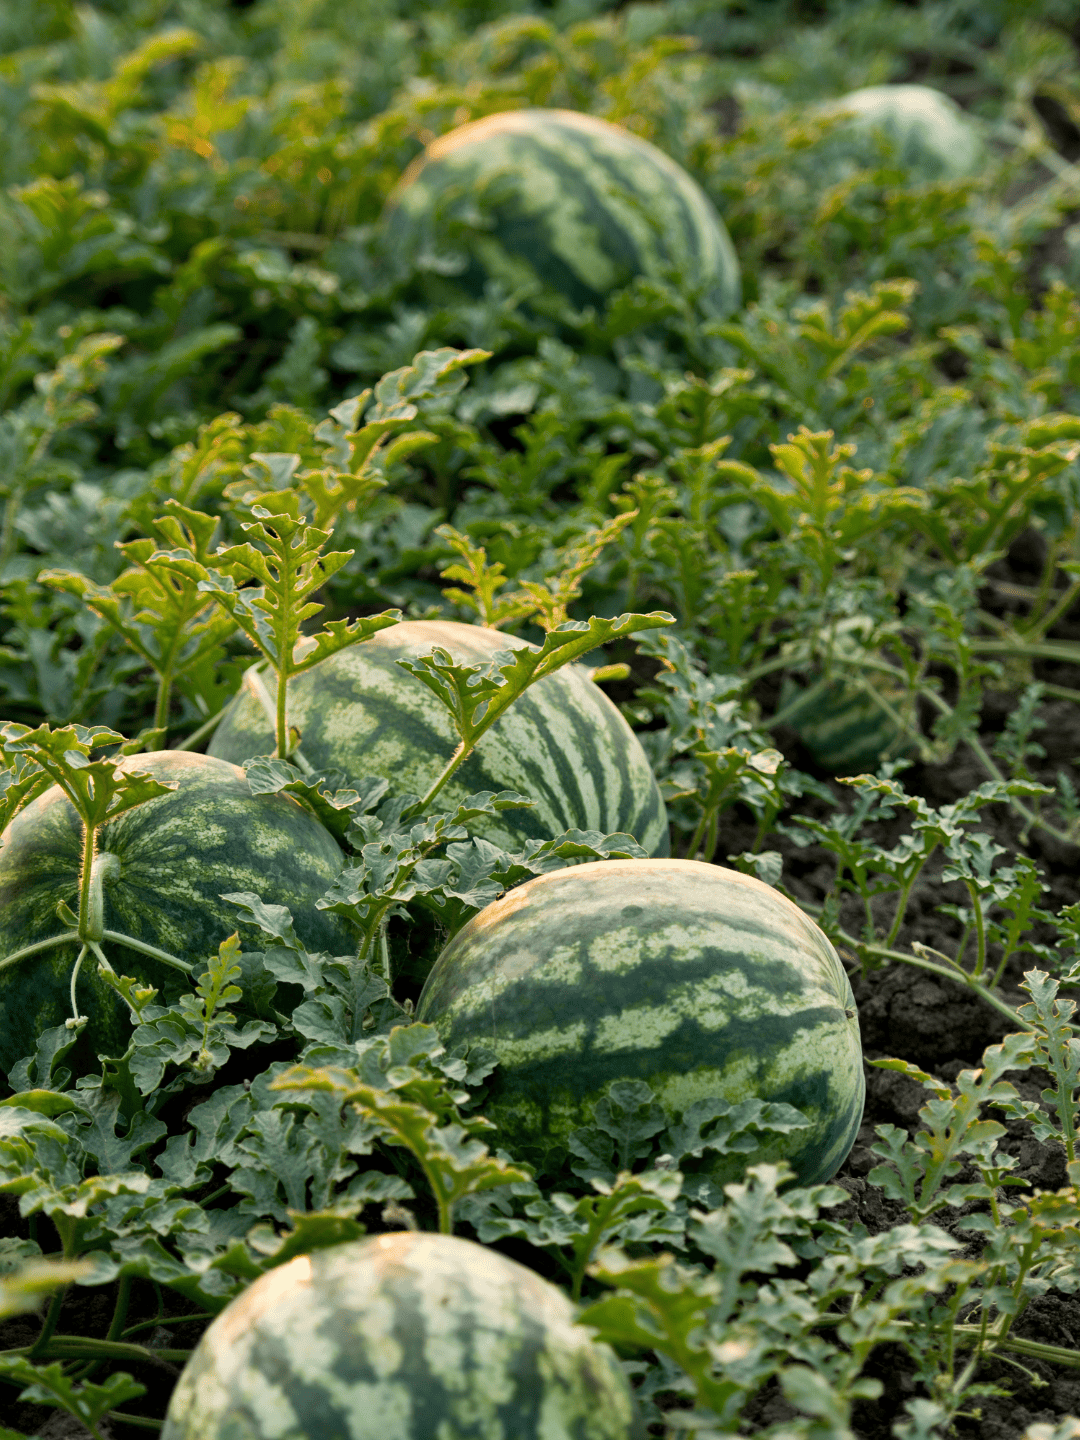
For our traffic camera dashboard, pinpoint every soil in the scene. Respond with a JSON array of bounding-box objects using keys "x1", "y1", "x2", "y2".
[
  {"x1": 3, "y1": 533, "x2": 1080, "y2": 1439},
  {"x1": 735, "y1": 534, "x2": 1080, "y2": 1439}
]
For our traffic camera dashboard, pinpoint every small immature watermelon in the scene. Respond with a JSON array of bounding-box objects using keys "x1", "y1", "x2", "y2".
[
  {"x1": 383, "y1": 108, "x2": 740, "y2": 313},
  {"x1": 162, "y1": 1232, "x2": 640, "y2": 1440},
  {"x1": 417, "y1": 859, "x2": 863, "y2": 1184},
  {"x1": 209, "y1": 620, "x2": 669, "y2": 857},
  {"x1": 0, "y1": 750, "x2": 352, "y2": 1076},
  {"x1": 824, "y1": 84, "x2": 982, "y2": 179}
]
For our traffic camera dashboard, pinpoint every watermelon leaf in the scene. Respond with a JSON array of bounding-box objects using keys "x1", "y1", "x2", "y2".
[
  {"x1": 397, "y1": 609, "x2": 674, "y2": 810},
  {"x1": 273, "y1": 1041, "x2": 530, "y2": 1234},
  {"x1": 0, "y1": 1357, "x2": 145, "y2": 1440},
  {"x1": 41, "y1": 501, "x2": 239, "y2": 742},
  {"x1": 0, "y1": 1257, "x2": 93, "y2": 1321},
  {"x1": 151, "y1": 493, "x2": 401, "y2": 759}
]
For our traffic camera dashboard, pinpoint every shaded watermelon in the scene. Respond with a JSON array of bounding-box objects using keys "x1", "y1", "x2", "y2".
[
  {"x1": 778, "y1": 672, "x2": 917, "y2": 775},
  {"x1": 162, "y1": 1232, "x2": 640, "y2": 1440},
  {"x1": 824, "y1": 84, "x2": 983, "y2": 179},
  {"x1": 209, "y1": 620, "x2": 669, "y2": 857},
  {"x1": 417, "y1": 858, "x2": 863, "y2": 1184},
  {"x1": 0, "y1": 750, "x2": 352, "y2": 1076},
  {"x1": 383, "y1": 107, "x2": 740, "y2": 313}
]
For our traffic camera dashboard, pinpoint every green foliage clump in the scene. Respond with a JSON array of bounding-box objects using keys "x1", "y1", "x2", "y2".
[{"x1": 5, "y1": 1, "x2": 1080, "y2": 1437}]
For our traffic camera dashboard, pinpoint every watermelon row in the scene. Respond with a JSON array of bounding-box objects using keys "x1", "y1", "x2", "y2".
[{"x1": 0, "y1": 87, "x2": 948, "y2": 1430}]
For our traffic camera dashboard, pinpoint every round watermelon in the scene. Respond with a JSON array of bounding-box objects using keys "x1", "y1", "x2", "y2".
[
  {"x1": 417, "y1": 859, "x2": 863, "y2": 1184},
  {"x1": 162, "y1": 1232, "x2": 640, "y2": 1440},
  {"x1": 824, "y1": 84, "x2": 983, "y2": 179},
  {"x1": 383, "y1": 107, "x2": 740, "y2": 314},
  {"x1": 209, "y1": 620, "x2": 669, "y2": 857},
  {"x1": 0, "y1": 750, "x2": 352, "y2": 1076},
  {"x1": 778, "y1": 673, "x2": 917, "y2": 775}
]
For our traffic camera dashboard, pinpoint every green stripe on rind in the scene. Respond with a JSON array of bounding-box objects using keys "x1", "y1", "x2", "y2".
[
  {"x1": 209, "y1": 620, "x2": 670, "y2": 858},
  {"x1": 162, "y1": 1234, "x2": 639, "y2": 1440},
  {"x1": 384, "y1": 108, "x2": 740, "y2": 314},
  {"x1": 417, "y1": 859, "x2": 864, "y2": 1185},
  {"x1": 782, "y1": 678, "x2": 914, "y2": 774},
  {"x1": 0, "y1": 751, "x2": 352, "y2": 1077}
]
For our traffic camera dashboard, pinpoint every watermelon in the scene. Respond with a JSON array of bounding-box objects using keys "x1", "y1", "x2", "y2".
[
  {"x1": 383, "y1": 107, "x2": 740, "y2": 314},
  {"x1": 778, "y1": 673, "x2": 916, "y2": 775},
  {"x1": 209, "y1": 620, "x2": 670, "y2": 857},
  {"x1": 824, "y1": 84, "x2": 983, "y2": 180},
  {"x1": 417, "y1": 859, "x2": 863, "y2": 1184},
  {"x1": 162, "y1": 1232, "x2": 640, "y2": 1440},
  {"x1": 0, "y1": 750, "x2": 352, "y2": 1076}
]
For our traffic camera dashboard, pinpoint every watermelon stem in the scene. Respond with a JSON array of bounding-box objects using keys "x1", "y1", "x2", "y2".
[
  {"x1": 0, "y1": 933, "x2": 78, "y2": 974},
  {"x1": 99, "y1": 931, "x2": 194, "y2": 975},
  {"x1": 844, "y1": 929, "x2": 1019, "y2": 1024},
  {"x1": 68, "y1": 944, "x2": 89, "y2": 1030},
  {"x1": 418, "y1": 739, "x2": 469, "y2": 811},
  {"x1": 77, "y1": 818, "x2": 97, "y2": 942},
  {"x1": 174, "y1": 705, "x2": 228, "y2": 753}
]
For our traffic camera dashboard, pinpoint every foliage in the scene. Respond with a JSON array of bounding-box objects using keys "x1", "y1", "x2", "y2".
[{"x1": 4, "y1": 0, "x2": 1080, "y2": 1436}]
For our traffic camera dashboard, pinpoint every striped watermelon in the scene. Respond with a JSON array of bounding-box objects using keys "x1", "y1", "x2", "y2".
[
  {"x1": 778, "y1": 673, "x2": 916, "y2": 775},
  {"x1": 824, "y1": 84, "x2": 983, "y2": 179},
  {"x1": 209, "y1": 620, "x2": 669, "y2": 857},
  {"x1": 162, "y1": 1232, "x2": 640, "y2": 1440},
  {"x1": 417, "y1": 859, "x2": 863, "y2": 1185},
  {"x1": 383, "y1": 108, "x2": 740, "y2": 314},
  {"x1": 0, "y1": 750, "x2": 352, "y2": 1076}
]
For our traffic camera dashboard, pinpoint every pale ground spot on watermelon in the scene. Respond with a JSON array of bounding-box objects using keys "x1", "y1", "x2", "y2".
[{"x1": 162, "y1": 1236, "x2": 637, "y2": 1440}]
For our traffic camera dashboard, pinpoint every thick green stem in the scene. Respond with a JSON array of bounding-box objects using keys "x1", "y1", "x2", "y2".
[
  {"x1": 106, "y1": 1415, "x2": 162, "y2": 1432},
  {"x1": 884, "y1": 859, "x2": 929, "y2": 948},
  {"x1": 29, "y1": 1288, "x2": 67, "y2": 1359},
  {"x1": 3, "y1": 1336, "x2": 191, "y2": 1366},
  {"x1": 684, "y1": 808, "x2": 710, "y2": 862},
  {"x1": 153, "y1": 667, "x2": 174, "y2": 743},
  {"x1": 966, "y1": 884, "x2": 987, "y2": 979},
  {"x1": 107, "y1": 1275, "x2": 133, "y2": 1344},
  {"x1": 77, "y1": 821, "x2": 97, "y2": 941},
  {"x1": 100, "y1": 931, "x2": 193, "y2": 975},
  {"x1": 838, "y1": 929, "x2": 1019, "y2": 1024},
  {"x1": 0, "y1": 933, "x2": 78, "y2": 975},
  {"x1": 276, "y1": 661, "x2": 289, "y2": 760},
  {"x1": 85, "y1": 852, "x2": 120, "y2": 942},
  {"x1": 176, "y1": 707, "x2": 228, "y2": 753},
  {"x1": 416, "y1": 740, "x2": 469, "y2": 812}
]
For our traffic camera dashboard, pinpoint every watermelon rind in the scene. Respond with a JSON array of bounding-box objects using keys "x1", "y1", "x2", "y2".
[
  {"x1": 778, "y1": 673, "x2": 917, "y2": 775},
  {"x1": 0, "y1": 750, "x2": 352, "y2": 1076},
  {"x1": 162, "y1": 1231, "x2": 640, "y2": 1440},
  {"x1": 383, "y1": 107, "x2": 740, "y2": 314},
  {"x1": 417, "y1": 858, "x2": 864, "y2": 1185},
  {"x1": 209, "y1": 620, "x2": 670, "y2": 858},
  {"x1": 822, "y1": 84, "x2": 983, "y2": 179}
]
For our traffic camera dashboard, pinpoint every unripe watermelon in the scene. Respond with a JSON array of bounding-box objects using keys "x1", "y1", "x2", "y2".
[
  {"x1": 162, "y1": 1232, "x2": 640, "y2": 1440},
  {"x1": 417, "y1": 859, "x2": 863, "y2": 1184},
  {"x1": 0, "y1": 750, "x2": 352, "y2": 1076},
  {"x1": 824, "y1": 84, "x2": 982, "y2": 179},
  {"x1": 383, "y1": 108, "x2": 740, "y2": 314},
  {"x1": 209, "y1": 620, "x2": 669, "y2": 857}
]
